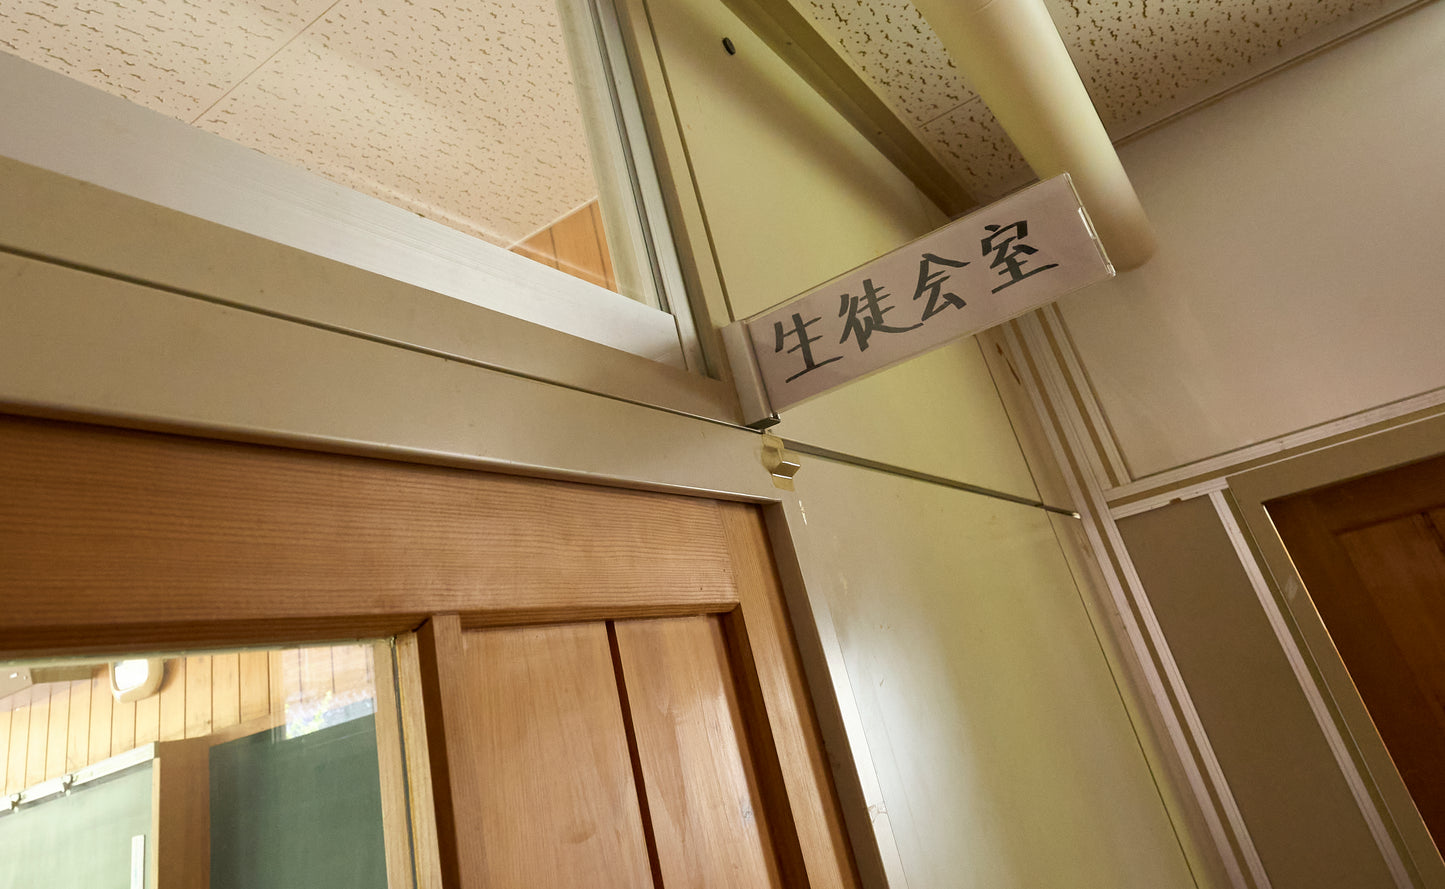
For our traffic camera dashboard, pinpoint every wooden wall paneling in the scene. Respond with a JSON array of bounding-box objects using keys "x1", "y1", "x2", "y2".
[
  {"x1": 43, "y1": 683, "x2": 68, "y2": 780},
  {"x1": 591, "y1": 202, "x2": 617, "y2": 291},
  {"x1": 371, "y1": 640, "x2": 417, "y2": 889},
  {"x1": 395, "y1": 633, "x2": 443, "y2": 889},
  {"x1": 239, "y1": 651, "x2": 270, "y2": 723},
  {"x1": 0, "y1": 416, "x2": 735, "y2": 655},
  {"x1": 333, "y1": 645, "x2": 369, "y2": 707},
  {"x1": 267, "y1": 650, "x2": 288, "y2": 725},
  {"x1": 212, "y1": 652, "x2": 241, "y2": 732},
  {"x1": 152, "y1": 737, "x2": 212, "y2": 889},
  {"x1": 512, "y1": 227, "x2": 559, "y2": 270},
  {"x1": 135, "y1": 674, "x2": 161, "y2": 745},
  {"x1": 158, "y1": 659, "x2": 187, "y2": 742},
  {"x1": 65, "y1": 678, "x2": 91, "y2": 771},
  {"x1": 613, "y1": 615, "x2": 786, "y2": 889},
  {"x1": 184, "y1": 655, "x2": 212, "y2": 738},
  {"x1": 551, "y1": 203, "x2": 610, "y2": 289},
  {"x1": 110, "y1": 692, "x2": 136, "y2": 761},
  {"x1": 277, "y1": 648, "x2": 302, "y2": 722},
  {"x1": 300, "y1": 646, "x2": 334, "y2": 704},
  {"x1": 0, "y1": 704, "x2": 10, "y2": 793},
  {"x1": 511, "y1": 200, "x2": 619, "y2": 292},
  {"x1": 6, "y1": 691, "x2": 29, "y2": 794},
  {"x1": 26, "y1": 686, "x2": 50, "y2": 786},
  {"x1": 718, "y1": 502, "x2": 861, "y2": 889},
  {"x1": 87, "y1": 673, "x2": 112, "y2": 764}
]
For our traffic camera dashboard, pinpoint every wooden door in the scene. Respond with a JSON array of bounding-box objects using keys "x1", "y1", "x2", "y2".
[
  {"x1": 422, "y1": 615, "x2": 802, "y2": 889},
  {"x1": 1268, "y1": 453, "x2": 1445, "y2": 850},
  {"x1": 0, "y1": 415, "x2": 866, "y2": 889}
]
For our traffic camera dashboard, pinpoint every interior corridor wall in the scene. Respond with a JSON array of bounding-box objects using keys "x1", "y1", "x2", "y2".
[
  {"x1": 639, "y1": 0, "x2": 1198, "y2": 884},
  {"x1": 1053, "y1": 2, "x2": 1445, "y2": 478}
]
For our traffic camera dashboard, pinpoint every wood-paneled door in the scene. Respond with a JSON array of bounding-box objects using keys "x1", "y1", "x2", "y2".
[
  {"x1": 1269, "y1": 452, "x2": 1445, "y2": 853},
  {"x1": 0, "y1": 413, "x2": 863, "y2": 889}
]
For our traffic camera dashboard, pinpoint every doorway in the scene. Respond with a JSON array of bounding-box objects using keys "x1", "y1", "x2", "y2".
[{"x1": 1268, "y1": 452, "x2": 1445, "y2": 851}]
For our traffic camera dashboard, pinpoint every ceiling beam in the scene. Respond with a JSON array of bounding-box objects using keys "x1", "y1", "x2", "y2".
[{"x1": 719, "y1": 0, "x2": 976, "y2": 217}]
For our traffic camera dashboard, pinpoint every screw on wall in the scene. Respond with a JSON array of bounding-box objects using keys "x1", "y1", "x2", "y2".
[{"x1": 722, "y1": 37, "x2": 736, "y2": 55}]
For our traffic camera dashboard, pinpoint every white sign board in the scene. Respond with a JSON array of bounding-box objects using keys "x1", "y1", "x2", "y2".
[{"x1": 738, "y1": 175, "x2": 1112, "y2": 415}]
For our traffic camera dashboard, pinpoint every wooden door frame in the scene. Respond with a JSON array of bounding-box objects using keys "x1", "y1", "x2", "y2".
[
  {"x1": 0, "y1": 413, "x2": 863, "y2": 889},
  {"x1": 1226, "y1": 411, "x2": 1445, "y2": 889}
]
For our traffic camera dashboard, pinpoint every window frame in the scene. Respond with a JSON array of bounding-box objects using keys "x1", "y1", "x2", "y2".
[{"x1": 0, "y1": 0, "x2": 711, "y2": 378}]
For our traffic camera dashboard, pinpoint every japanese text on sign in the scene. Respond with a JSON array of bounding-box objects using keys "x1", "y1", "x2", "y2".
[{"x1": 741, "y1": 175, "x2": 1112, "y2": 413}]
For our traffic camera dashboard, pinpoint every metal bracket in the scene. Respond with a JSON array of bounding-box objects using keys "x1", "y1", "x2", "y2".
[
  {"x1": 720, "y1": 321, "x2": 779, "y2": 429},
  {"x1": 761, "y1": 433, "x2": 801, "y2": 490}
]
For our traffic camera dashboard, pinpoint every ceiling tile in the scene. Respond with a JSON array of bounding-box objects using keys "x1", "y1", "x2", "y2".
[
  {"x1": 1050, "y1": 0, "x2": 1403, "y2": 132},
  {"x1": 920, "y1": 99, "x2": 1032, "y2": 204},
  {"x1": 0, "y1": 0, "x2": 333, "y2": 120},
  {"x1": 798, "y1": 0, "x2": 976, "y2": 126},
  {"x1": 195, "y1": 0, "x2": 596, "y2": 246}
]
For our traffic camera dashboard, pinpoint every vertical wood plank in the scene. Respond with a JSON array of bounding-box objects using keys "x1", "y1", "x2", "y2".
[
  {"x1": 110, "y1": 692, "x2": 136, "y2": 758},
  {"x1": 590, "y1": 202, "x2": 617, "y2": 292},
  {"x1": 44, "y1": 683, "x2": 70, "y2": 779},
  {"x1": 396, "y1": 633, "x2": 443, "y2": 889},
  {"x1": 551, "y1": 205, "x2": 609, "y2": 288},
  {"x1": 211, "y1": 652, "x2": 241, "y2": 731},
  {"x1": 66, "y1": 678, "x2": 91, "y2": 770},
  {"x1": 152, "y1": 738, "x2": 211, "y2": 889},
  {"x1": 511, "y1": 228, "x2": 558, "y2": 270},
  {"x1": 26, "y1": 686, "x2": 51, "y2": 787},
  {"x1": 299, "y1": 646, "x2": 333, "y2": 706},
  {"x1": 718, "y1": 501, "x2": 862, "y2": 889},
  {"x1": 5, "y1": 691, "x2": 29, "y2": 795},
  {"x1": 371, "y1": 640, "x2": 416, "y2": 889},
  {"x1": 441, "y1": 620, "x2": 655, "y2": 889},
  {"x1": 332, "y1": 643, "x2": 370, "y2": 704},
  {"x1": 88, "y1": 675, "x2": 112, "y2": 764},
  {"x1": 415, "y1": 615, "x2": 482, "y2": 889},
  {"x1": 278, "y1": 649, "x2": 302, "y2": 719},
  {"x1": 239, "y1": 650, "x2": 271, "y2": 723},
  {"x1": 135, "y1": 676, "x2": 161, "y2": 746},
  {"x1": 158, "y1": 658, "x2": 187, "y2": 742},
  {"x1": 184, "y1": 656, "x2": 212, "y2": 738},
  {"x1": 0, "y1": 703, "x2": 10, "y2": 792},
  {"x1": 613, "y1": 615, "x2": 786, "y2": 889}
]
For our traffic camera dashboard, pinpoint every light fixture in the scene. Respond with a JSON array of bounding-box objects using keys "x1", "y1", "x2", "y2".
[{"x1": 110, "y1": 658, "x2": 164, "y2": 703}]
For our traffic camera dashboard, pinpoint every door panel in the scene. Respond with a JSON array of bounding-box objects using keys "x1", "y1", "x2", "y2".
[
  {"x1": 458, "y1": 622, "x2": 655, "y2": 889},
  {"x1": 1269, "y1": 453, "x2": 1445, "y2": 850},
  {"x1": 613, "y1": 616, "x2": 786, "y2": 889}
]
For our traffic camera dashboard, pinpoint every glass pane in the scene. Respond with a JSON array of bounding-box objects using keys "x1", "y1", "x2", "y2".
[
  {"x1": 0, "y1": 641, "x2": 408, "y2": 889},
  {"x1": 0, "y1": 0, "x2": 658, "y2": 304}
]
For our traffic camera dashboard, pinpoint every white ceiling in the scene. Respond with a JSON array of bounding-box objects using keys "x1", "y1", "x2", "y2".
[
  {"x1": 0, "y1": 0, "x2": 1423, "y2": 242},
  {"x1": 0, "y1": 0, "x2": 596, "y2": 247},
  {"x1": 798, "y1": 0, "x2": 1421, "y2": 202}
]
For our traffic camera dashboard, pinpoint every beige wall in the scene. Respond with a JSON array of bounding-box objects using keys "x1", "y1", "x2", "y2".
[
  {"x1": 644, "y1": 0, "x2": 1199, "y2": 884},
  {"x1": 1055, "y1": 2, "x2": 1445, "y2": 479}
]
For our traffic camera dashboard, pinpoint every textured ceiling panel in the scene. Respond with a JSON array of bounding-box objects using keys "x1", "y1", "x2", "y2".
[
  {"x1": 1053, "y1": 0, "x2": 1400, "y2": 130},
  {"x1": 919, "y1": 98, "x2": 1030, "y2": 202},
  {"x1": 0, "y1": 0, "x2": 1418, "y2": 240},
  {"x1": 195, "y1": 0, "x2": 595, "y2": 246},
  {"x1": 0, "y1": 0, "x2": 332, "y2": 120},
  {"x1": 795, "y1": 0, "x2": 1415, "y2": 202},
  {"x1": 803, "y1": 0, "x2": 976, "y2": 126}
]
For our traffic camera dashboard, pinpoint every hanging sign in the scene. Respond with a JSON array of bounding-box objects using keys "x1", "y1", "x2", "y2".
[{"x1": 724, "y1": 174, "x2": 1113, "y2": 424}]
